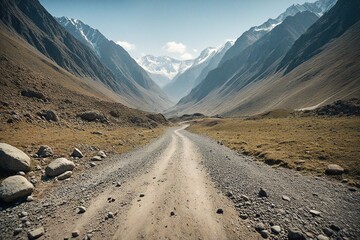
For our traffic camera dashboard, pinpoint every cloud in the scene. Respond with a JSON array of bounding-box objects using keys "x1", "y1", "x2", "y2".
[
  {"x1": 180, "y1": 52, "x2": 193, "y2": 60},
  {"x1": 116, "y1": 40, "x2": 136, "y2": 51},
  {"x1": 163, "y1": 41, "x2": 187, "y2": 54},
  {"x1": 193, "y1": 49, "x2": 198, "y2": 53}
]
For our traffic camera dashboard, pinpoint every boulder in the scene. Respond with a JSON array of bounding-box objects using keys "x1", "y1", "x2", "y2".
[
  {"x1": 45, "y1": 158, "x2": 75, "y2": 177},
  {"x1": 325, "y1": 164, "x2": 344, "y2": 175},
  {"x1": 21, "y1": 89, "x2": 47, "y2": 101},
  {"x1": 78, "y1": 110, "x2": 106, "y2": 122},
  {"x1": 57, "y1": 171, "x2": 72, "y2": 180},
  {"x1": 71, "y1": 148, "x2": 84, "y2": 158},
  {"x1": 0, "y1": 176, "x2": 34, "y2": 202},
  {"x1": 0, "y1": 143, "x2": 31, "y2": 172},
  {"x1": 37, "y1": 145, "x2": 53, "y2": 158}
]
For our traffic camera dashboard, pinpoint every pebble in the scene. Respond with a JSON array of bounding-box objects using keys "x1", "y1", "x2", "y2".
[
  {"x1": 255, "y1": 223, "x2": 265, "y2": 232},
  {"x1": 27, "y1": 196, "x2": 34, "y2": 202},
  {"x1": 13, "y1": 228, "x2": 22, "y2": 235},
  {"x1": 282, "y1": 195, "x2": 290, "y2": 201},
  {"x1": 260, "y1": 230, "x2": 269, "y2": 238},
  {"x1": 19, "y1": 211, "x2": 28, "y2": 217},
  {"x1": 259, "y1": 188, "x2": 268, "y2": 197},
  {"x1": 72, "y1": 230, "x2": 80, "y2": 237},
  {"x1": 271, "y1": 225, "x2": 281, "y2": 234},
  {"x1": 77, "y1": 206, "x2": 86, "y2": 214},
  {"x1": 216, "y1": 208, "x2": 224, "y2": 214},
  {"x1": 139, "y1": 193, "x2": 145, "y2": 197},
  {"x1": 239, "y1": 214, "x2": 248, "y2": 219},
  {"x1": 317, "y1": 234, "x2": 329, "y2": 240},
  {"x1": 288, "y1": 229, "x2": 306, "y2": 240},
  {"x1": 89, "y1": 162, "x2": 96, "y2": 167},
  {"x1": 170, "y1": 211, "x2": 176, "y2": 217},
  {"x1": 28, "y1": 227, "x2": 44, "y2": 239},
  {"x1": 310, "y1": 210, "x2": 321, "y2": 216},
  {"x1": 107, "y1": 212, "x2": 114, "y2": 219}
]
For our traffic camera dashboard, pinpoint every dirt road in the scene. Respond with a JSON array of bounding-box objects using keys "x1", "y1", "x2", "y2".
[{"x1": 1, "y1": 125, "x2": 358, "y2": 239}]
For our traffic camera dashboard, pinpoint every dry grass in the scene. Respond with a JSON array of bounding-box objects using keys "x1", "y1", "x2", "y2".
[{"x1": 188, "y1": 116, "x2": 360, "y2": 184}]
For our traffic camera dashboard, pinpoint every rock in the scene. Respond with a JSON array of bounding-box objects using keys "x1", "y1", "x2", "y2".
[
  {"x1": 19, "y1": 211, "x2": 28, "y2": 217},
  {"x1": 258, "y1": 188, "x2": 268, "y2": 197},
  {"x1": 0, "y1": 176, "x2": 34, "y2": 202},
  {"x1": 310, "y1": 210, "x2": 321, "y2": 216},
  {"x1": 239, "y1": 214, "x2": 248, "y2": 219},
  {"x1": 325, "y1": 164, "x2": 344, "y2": 175},
  {"x1": 21, "y1": 89, "x2": 47, "y2": 101},
  {"x1": 255, "y1": 223, "x2": 265, "y2": 232},
  {"x1": 271, "y1": 226, "x2": 281, "y2": 234},
  {"x1": 78, "y1": 110, "x2": 107, "y2": 122},
  {"x1": 45, "y1": 158, "x2": 75, "y2": 177},
  {"x1": 37, "y1": 145, "x2": 53, "y2": 158},
  {"x1": 282, "y1": 195, "x2": 290, "y2": 201},
  {"x1": 45, "y1": 110, "x2": 59, "y2": 122},
  {"x1": 288, "y1": 229, "x2": 306, "y2": 240},
  {"x1": 13, "y1": 228, "x2": 22, "y2": 235},
  {"x1": 260, "y1": 230, "x2": 269, "y2": 238},
  {"x1": 139, "y1": 193, "x2": 145, "y2": 197},
  {"x1": 91, "y1": 156, "x2": 102, "y2": 161},
  {"x1": 317, "y1": 234, "x2": 329, "y2": 240},
  {"x1": 71, "y1": 148, "x2": 84, "y2": 158},
  {"x1": 170, "y1": 211, "x2": 176, "y2": 217},
  {"x1": 27, "y1": 195, "x2": 34, "y2": 202},
  {"x1": 28, "y1": 227, "x2": 44, "y2": 239},
  {"x1": 77, "y1": 206, "x2": 86, "y2": 214},
  {"x1": 57, "y1": 171, "x2": 72, "y2": 180},
  {"x1": 0, "y1": 143, "x2": 31, "y2": 172},
  {"x1": 97, "y1": 150, "x2": 106, "y2": 158},
  {"x1": 241, "y1": 194, "x2": 249, "y2": 201},
  {"x1": 116, "y1": 182, "x2": 121, "y2": 187},
  {"x1": 216, "y1": 208, "x2": 224, "y2": 214},
  {"x1": 89, "y1": 162, "x2": 96, "y2": 167},
  {"x1": 348, "y1": 187, "x2": 356, "y2": 192},
  {"x1": 107, "y1": 212, "x2": 114, "y2": 218},
  {"x1": 91, "y1": 131, "x2": 103, "y2": 135},
  {"x1": 17, "y1": 171, "x2": 26, "y2": 176},
  {"x1": 329, "y1": 224, "x2": 341, "y2": 232},
  {"x1": 72, "y1": 230, "x2": 80, "y2": 237},
  {"x1": 323, "y1": 227, "x2": 334, "y2": 237}
]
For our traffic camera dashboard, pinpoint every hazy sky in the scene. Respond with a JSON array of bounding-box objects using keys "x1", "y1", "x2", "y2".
[{"x1": 40, "y1": 0, "x2": 313, "y2": 60}]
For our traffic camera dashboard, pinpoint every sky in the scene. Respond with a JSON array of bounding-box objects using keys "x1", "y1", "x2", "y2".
[{"x1": 40, "y1": 0, "x2": 314, "y2": 60}]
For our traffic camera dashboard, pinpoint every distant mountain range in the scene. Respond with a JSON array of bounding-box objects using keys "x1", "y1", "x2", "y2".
[
  {"x1": 168, "y1": 0, "x2": 360, "y2": 117},
  {"x1": 136, "y1": 55, "x2": 193, "y2": 87}
]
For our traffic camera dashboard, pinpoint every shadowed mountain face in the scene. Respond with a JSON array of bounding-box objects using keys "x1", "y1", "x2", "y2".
[
  {"x1": 176, "y1": 11, "x2": 319, "y2": 106},
  {"x1": 0, "y1": 0, "x2": 171, "y2": 112},
  {"x1": 219, "y1": 0, "x2": 336, "y2": 65},
  {"x1": 168, "y1": 0, "x2": 360, "y2": 117},
  {"x1": 277, "y1": 0, "x2": 360, "y2": 74},
  {"x1": 57, "y1": 17, "x2": 172, "y2": 111}
]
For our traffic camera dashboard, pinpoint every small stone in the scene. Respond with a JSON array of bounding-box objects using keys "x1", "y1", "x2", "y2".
[
  {"x1": 282, "y1": 195, "x2": 290, "y2": 201},
  {"x1": 28, "y1": 227, "x2": 44, "y2": 239},
  {"x1": 57, "y1": 171, "x2": 72, "y2": 180},
  {"x1": 77, "y1": 206, "x2": 86, "y2": 214},
  {"x1": 317, "y1": 234, "x2": 329, "y2": 240},
  {"x1": 255, "y1": 223, "x2": 265, "y2": 232},
  {"x1": 91, "y1": 156, "x2": 102, "y2": 161},
  {"x1": 241, "y1": 195, "x2": 249, "y2": 201},
  {"x1": 259, "y1": 188, "x2": 268, "y2": 198},
  {"x1": 37, "y1": 145, "x2": 53, "y2": 158},
  {"x1": 310, "y1": 210, "x2": 321, "y2": 216},
  {"x1": 139, "y1": 193, "x2": 145, "y2": 197},
  {"x1": 216, "y1": 208, "x2": 224, "y2": 214},
  {"x1": 19, "y1": 211, "x2": 28, "y2": 217},
  {"x1": 17, "y1": 171, "x2": 25, "y2": 176},
  {"x1": 325, "y1": 164, "x2": 344, "y2": 175},
  {"x1": 170, "y1": 211, "x2": 176, "y2": 217},
  {"x1": 89, "y1": 162, "x2": 96, "y2": 167},
  {"x1": 260, "y1": 230, "x2": 269, "y2": 238},
  {"x1": 27, "y1": 196, "x2": 34, "y2": 202},
  {"x1": 288, "y1": 229, "x2": 306, "y2": 240},
  {"x1": 72, "y1": 230, "x2": 80, "y2": 237},
  {"x1": 239, "y1": 214, "x2": 248, "y2": 219},
  {"x1": 329, "y1": 224, "x2": 341, "y2": 232},
  {"x1": 97, "y1": 150, "x2": 106, "y2": 158},
  {"x1": 323, "y1": 227, "x2": 334, "y2": 237},
  {"x1": 115, "y1": 182, "x2": 121, "y2": 187},
  {"x1": 107, "y1": 212, "x2": 114, "y2": 219},
  {"x1": 225, "y1": 191, "x2": 233, "y2": 197},
  {"x1": 271, "y1": 225, "x2": 281, "y2": 234},
  {"x1": 348, "y1": 187, "x2": 356, "y2": 192},
  {"x1": 13, "y1": 228, "x2": 22, "y2": 235},
  {"x1": 71, "y1": 148, "x2": 84, "y2": 158}
]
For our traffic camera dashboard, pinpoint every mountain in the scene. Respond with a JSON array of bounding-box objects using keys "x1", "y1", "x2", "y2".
[
  {"x1": 170, "y1": 0, "x2": 359, "y2": 117},
  {"x1": 136, "y1": 55, "x2": 193, "y2": 87},
  {"x1": 56, "y1": 17, "x2": 171, "y2": 112},
  {"x1": 163, "y1": 40, "x2": 234, "y2": 101},
  {"x1": 220, "y1": 0, "x2": 336, "y2": 65},
  {"x1": 169, "y1": 11, "x2": 319, "y2": 116}
]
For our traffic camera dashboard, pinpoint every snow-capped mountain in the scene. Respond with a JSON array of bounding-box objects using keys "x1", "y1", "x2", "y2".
[
  {"x1": 163, "y1": 40, "x2": 235, "y2": 101},
  {"x1": 221, "y1": 0, "x2": 337, "y2": 64},
  {"x1": 136, "y1": 56, "x2": 193, "y2": 87}
]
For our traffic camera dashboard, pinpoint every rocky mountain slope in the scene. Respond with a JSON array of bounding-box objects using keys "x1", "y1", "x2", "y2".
[
  {"x1": 220, "y1": 0, "x2": 336, "y2": 65},
  {"x1": 163, "y1": 41, "x2": 234, "y2": 101},
  {"x1": 136, "y1": 55, "x2": 193, "y2": 87},
  {"x1": 57, "y1": 17, "x2": 171, "y2": 111}
]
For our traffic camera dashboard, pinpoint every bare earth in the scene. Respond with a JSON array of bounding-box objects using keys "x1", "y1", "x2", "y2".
[{"x1": 1, "y1": 125, "x2": 359, "y2": 239}]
